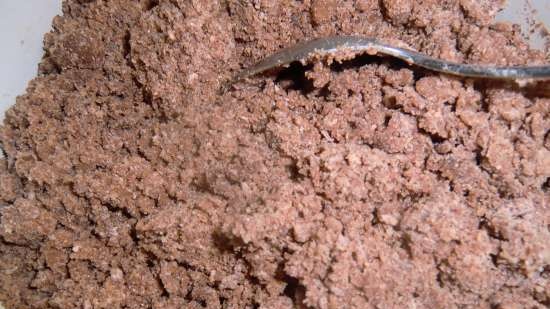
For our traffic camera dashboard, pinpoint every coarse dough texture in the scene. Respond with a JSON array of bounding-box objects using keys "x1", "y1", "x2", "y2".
[{"x1": 1, "y1": 0, "x2": 549, "y2": 308}]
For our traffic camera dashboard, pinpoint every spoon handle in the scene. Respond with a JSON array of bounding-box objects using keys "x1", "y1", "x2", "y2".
[{"x1": 236, "y1": 36, "x2": 550, "y2": 81}]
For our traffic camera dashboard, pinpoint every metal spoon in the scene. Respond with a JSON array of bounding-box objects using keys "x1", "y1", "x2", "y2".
[{"x1": 235, "y1": 36, "x2": 550, "y2": 81}]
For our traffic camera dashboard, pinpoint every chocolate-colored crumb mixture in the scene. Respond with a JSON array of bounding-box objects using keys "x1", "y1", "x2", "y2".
[{"x1": 1, "y1": 1, "x2": 549, "y2": 308}]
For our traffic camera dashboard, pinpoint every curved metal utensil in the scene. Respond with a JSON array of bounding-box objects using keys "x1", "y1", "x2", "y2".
[{"x1": 236, "y1": 36, "x2": 550, "y2": 81}]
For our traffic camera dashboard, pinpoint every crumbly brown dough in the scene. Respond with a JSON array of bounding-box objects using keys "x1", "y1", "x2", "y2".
[{"x1": 1, "y1": 1, "x2": 549, "y2": 308}]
